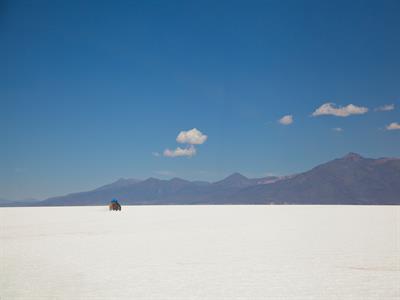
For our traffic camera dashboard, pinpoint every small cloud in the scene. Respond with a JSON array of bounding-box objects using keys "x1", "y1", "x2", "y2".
[
  {"x1": 176, "y1": 128, "x2": 208, "y2": 145},
  {"x1": 163, "y1": 145, "x2": 197, "y2": 157},
  {"x1": 278, "y1": 115, "x2": 293, "y2": 125},
  {"x1": 333, "y1": 127, "x2": 343, "y2": 132},
  {"x1": 312, "y1": 103, "x2": 368, "y2": 117},
  {"x1": 386, "y1": 122, "x2": 400, "y2": 130},
  {"x1": 375, "y1": 104, "x2": 395, "y2": 112},
  {"x1": 152, "y1": 152, "x2": 160, "y2": 157}
]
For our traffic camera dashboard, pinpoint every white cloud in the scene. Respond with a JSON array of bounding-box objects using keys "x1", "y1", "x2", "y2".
[
  {"x1": 332, "y1": 127, "x2": 343, "y2": 132},
  {"x1": 176, "y1": 128, "x2": 208, "y2": 145},
  {"x1": 163, "y1": 145, "x2": 197, "y2": 157},
  {"x1": 312, "y1": 103, "x2": 368, "y2": 117},
  {"x1": 160, "y1": 128, "x2": 207, "y2": 158},
  {"x1": 386, "y1": 122, "x2": 400, "y2": 130},
  {"x1": 278, "y1": 115, "x2": 293, "y2": 125},
  {"x1": 375, "y1": 104, "x2": 395, "y2": 112}
]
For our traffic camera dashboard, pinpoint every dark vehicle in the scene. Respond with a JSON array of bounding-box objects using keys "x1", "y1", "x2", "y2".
[{"x1": 109, "y1": 198, "x2": 121, "y2": 211}]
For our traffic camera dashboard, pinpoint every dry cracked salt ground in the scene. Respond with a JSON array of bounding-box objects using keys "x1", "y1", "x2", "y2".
[{"x1": 1, "y1": 205, "x2": 399, "y2": 300}]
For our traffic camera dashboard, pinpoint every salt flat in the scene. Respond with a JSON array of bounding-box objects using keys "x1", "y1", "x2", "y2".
[{"x1": 1, "y1": 205, "x2": 399, "y2": 300}]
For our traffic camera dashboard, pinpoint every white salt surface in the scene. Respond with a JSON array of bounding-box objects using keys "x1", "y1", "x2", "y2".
[{"x1": 1, "y1": 205, "x2": 399, "y2": 299}]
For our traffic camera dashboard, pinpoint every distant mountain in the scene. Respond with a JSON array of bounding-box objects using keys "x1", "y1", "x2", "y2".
[
  {"x1": 232, "y1": 153, "x2": 400, "y2": 205},
  {"x1": 8, "y1": 153, "x2": 400, "y2": 207},
  {"x1": 0, "y1": 198, "x2": 13, "y2": 205},
  {"x1": 37, "y1": 173, "x2": 277, "y2": 206},
  {"x1": 0, "y1": 198, "x2": 40, "y2": 207},
  {"x1": 213, "y1": 172, "x2": 256, "y2": 188}
]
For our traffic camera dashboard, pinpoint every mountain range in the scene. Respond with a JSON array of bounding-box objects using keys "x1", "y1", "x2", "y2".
[{"x1": 2, "y1": 153, "x2": 399, "y2": 206}]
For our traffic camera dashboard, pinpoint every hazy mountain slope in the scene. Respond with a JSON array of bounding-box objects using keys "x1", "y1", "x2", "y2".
[
  {"x1": 0, "y1": 198, "x2": 16, "y2": 206},
  {"x1": 233, "y1": 153, "x2": 400, "y2": 204},
  {"x1": 0, "y1": 198, "x2": 40, "y2": 207},
  {"x1": 94, "y1": 178, "x2": 142, "y2": 191}
]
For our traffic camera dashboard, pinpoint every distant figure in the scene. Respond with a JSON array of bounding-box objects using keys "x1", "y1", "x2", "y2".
[{"x1": 109, "y1": 198, "x2": 121, "y2": 211}]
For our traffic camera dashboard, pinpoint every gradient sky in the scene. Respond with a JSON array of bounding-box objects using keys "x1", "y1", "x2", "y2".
[{"x1": 1, "y1": 0, "x2": 400, "y2": 200}]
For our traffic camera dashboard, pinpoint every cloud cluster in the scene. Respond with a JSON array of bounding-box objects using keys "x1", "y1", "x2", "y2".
[
  {"x1": 155, "y1": 102, "x2": 395, "y2": 160},
  {"x1": 386, "y1": 122, "x2": 400, "y2": 130},
  {"x1": 312, "y1": 103, "x2": 368, "y2": 117},
  {"x1": 276, "y1": 101, "x2": 397, "y2": 132},
  {"x1": 163, "y1": 145, "x2": 197, "y2": 157},
  {"x1": 375, "y1": 104, "x2": 395, "y2": 112},
  {"x1": 158, "y1": 128, "x2": 207, "y2": 158},
  {"x1": 278, "y1": 115, "x2": 293, "y2": 125},
  {"x1": 176, "y1": 128, "x2": 208, "y2": 144}
]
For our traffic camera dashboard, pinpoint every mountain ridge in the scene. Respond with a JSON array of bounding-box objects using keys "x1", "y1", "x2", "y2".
[{"x1": 3, "y1": 153, "x2": 399, "y2": 206}]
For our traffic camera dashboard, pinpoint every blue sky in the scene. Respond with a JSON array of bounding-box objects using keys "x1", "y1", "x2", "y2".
[{"x1": 1, "y1": 0, "x2": 400, "y2": 200}]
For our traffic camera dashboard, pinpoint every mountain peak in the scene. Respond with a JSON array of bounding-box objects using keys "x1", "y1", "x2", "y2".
[
  {"x1": 143, "y1": 177, "x2": 162, "y2": 184},
  {"x1": 169, "y1": 177, "x2": 190, "y2": 184},
  {"x1": 226, "y1": 172, "x2": 248, "y2": 180},
  {"x1": 342, "y1": 152, "x2": 364, "y2": 161},
  {"x1": 114, "y1": 177, "x2": 140, "y2": 184},
  {"x1": 213, "y1": 172, "x2": 251, "y2": 187}
]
